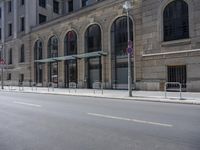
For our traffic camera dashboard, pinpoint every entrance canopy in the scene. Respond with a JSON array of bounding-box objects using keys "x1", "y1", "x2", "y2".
[
  {"x1": 34, "y1": 51, "x2": 107, "y2": 63},
  {"x1": 35, "y1": 58, "x2": 57, "y2": 63},
  {"x1": 56, "y1": 55, "x2": 76, "y2": 61},
  {"x1": 76, "y1": 51, "x2": 107, "y2": 59}
]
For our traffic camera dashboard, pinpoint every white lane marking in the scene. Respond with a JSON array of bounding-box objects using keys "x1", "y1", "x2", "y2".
[
  {"x1": 13, "y1": 101, "x2": 42, "y2": 108},
  {"x1": 88, "y1": 113, "x2": 173, "y2": 127}
]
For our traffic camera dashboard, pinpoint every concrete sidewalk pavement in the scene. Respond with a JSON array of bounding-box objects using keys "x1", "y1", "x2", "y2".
[{"x1": 0, "y1": 86, "x2": 200, "y2": 105}]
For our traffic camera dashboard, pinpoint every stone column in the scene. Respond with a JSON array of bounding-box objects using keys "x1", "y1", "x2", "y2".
[
  {"x1": 13, "y1": 0, "x2": 17, "y2": 39},
  {"x1": 1, "y1": 2, "x2": 5, "y2": 43},
  {"x1": 58, "y1": 36, "x2": 65, "y2": 88},
  {"x1": 43, "y1": 38, "x2": 48, "y2": 87},
  {"x1": 25, "y1": 0, "x2": 30, "y2": 33},
  {"x1": 77, "y1": 30, "x2": 85, "y2": 88}
]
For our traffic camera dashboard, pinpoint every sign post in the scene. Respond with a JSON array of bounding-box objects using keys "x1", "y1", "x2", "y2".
[
  {"x1": 123, "y1": 1, "x2": 133, "y2": 97},
  {"x1": 0, "y1": 59, "x2": 6, "y2": 90}
]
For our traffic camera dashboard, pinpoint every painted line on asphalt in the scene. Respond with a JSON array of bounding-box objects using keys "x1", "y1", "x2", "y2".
[
  {"x1": 87, "y1": 113, "x2": 173, "y2": 127},
  {"x1": 13, "y1": 101, "x2": 42, "y2": 108}
]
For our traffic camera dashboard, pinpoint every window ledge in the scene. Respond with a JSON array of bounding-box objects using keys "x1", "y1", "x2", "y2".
[{"x1": 161, "y1": 38, "x2": 191, "y2": 47}]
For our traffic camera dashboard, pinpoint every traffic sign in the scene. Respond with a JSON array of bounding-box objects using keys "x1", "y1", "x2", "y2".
[
  {"x1": 0, "y1": 59, "x2": 6, "y2": 68},
  {"x1": 127, "y1": 47, "x2": 133, "y2": 54},
  {"x1": 0, "y1": 59, "x2": 6, "y2": 65}
]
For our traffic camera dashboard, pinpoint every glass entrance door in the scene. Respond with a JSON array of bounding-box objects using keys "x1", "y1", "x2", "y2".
[
  {"x1": 49, "y1": 62, "x2": 58, "y2": 86},
  {"x1": 35, "y1": 63, "x2": 43, "y2": 84},
  {"x1": 65, "y1": 60, "x2": 77, "y2": 88},
  {"x1": 88, "y1": 57, "x2": 101, "y2": 88}
]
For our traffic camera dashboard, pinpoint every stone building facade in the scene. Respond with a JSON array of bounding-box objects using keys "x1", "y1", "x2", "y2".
[{"x1": 0, "y1": 0, "x2": 200, "y2": 92}]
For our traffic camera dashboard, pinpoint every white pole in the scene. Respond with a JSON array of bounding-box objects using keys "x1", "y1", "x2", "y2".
[
  {"x1": 0, "y1": 45, "x2": 4, "y2": 89},
  {"x1": 127, "y1": 9, "x2": 132, "y2": 97}
]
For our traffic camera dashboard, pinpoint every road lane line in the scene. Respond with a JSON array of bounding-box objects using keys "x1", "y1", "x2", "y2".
[
  {"x1": 13, "y1": 101, "x2": 42, "y2": 108},
  {"x1": 87, "y1": 113, "x2": 173, "y2": 127}
]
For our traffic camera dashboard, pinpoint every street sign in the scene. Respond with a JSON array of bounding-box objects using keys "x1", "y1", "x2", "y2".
[
  {"x1": 127, "y1": 47, "x2": 133, "y2": 54},
  {"x1": 0, "y1": 59, "x2": 6, "y2": 65},
  {"x1": 127, "y1": 40, "x2": 134, "y2": 54},
  {"x1": 0, "y1": 59, "x2": 6, "y2": 68}
]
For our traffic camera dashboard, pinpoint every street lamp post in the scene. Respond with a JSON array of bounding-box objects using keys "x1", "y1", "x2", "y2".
[
  {"x1": 123, "y1": 1, "x2": 133, "y2": 97},
  {"x1": 0, "y1": 45, "x2": 4, "y2": 89}
]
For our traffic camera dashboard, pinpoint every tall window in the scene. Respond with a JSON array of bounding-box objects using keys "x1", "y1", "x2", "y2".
[
  {"x1": 20, "y1": 17, "x2": 25, "y2": 32},
  {"x1": 53, "y1": 0, "x2": 59, "y2": 14},
  {"x1": 48, "y1": 36, "x2": 58, "y2": 85},
  {"x1": 34, "y1": 40, "x2": 43, "y2": 60},
  {"x1": 82, "y1": 0, "x2": 89, "y2": 7},
  {"x1": 64, "y1": 31, "x2": 77, "y2": 55},
  {"x1": 8, "y1": 1, "x2": 12, "y2": 13},
  {"x1": 0, "y1": 8, "x2": 2, "y2": 19},
  {"x1": 20, "y1": 44, "x2": 25, "y2": 62},
  {"x1": 111, "y1": 16, "x2": 133, "y2": 88},
  {"x1": 85, "y1": 24, "x2": 102, "y2": 88},
  {"x1": 19, "y1": 74, "x2": 24, "y2": 82},
  {"x1": 8, "y1": 48, "x2": 12, "y2": 64},
  {"x1": 111, "y1": 16, "x2": 133, "y2": 56},
  {"x1": 34, "y1": 40, "x2": 43, "y2": 83},
  {"x1": 85, "y1": 24, "x2": 101, "y2": 52},
  {"x1": 48, "y1": 36, "x2": 58, "y2": 58},
  {"x1": 0, "y1": 28, "x2": 1, "y2": 41},
  {"x1": 8, "y1": 23, "x2": 12, "y2": 36},
  {"x1": 7, "y1": 73, "x2": 11, "y2": 80},
  {"x1": 163, "y1": 0, "x2": 189, "y2": 41},
  {"x1": 39, "y1": 0, "x2": 46, "y2": 8},
  {"x1": 39, "y1": 14, "x2": 47, "y2": 24},
  {"x1": 64, "y1": 31, "x2": 77, "y2": 87},
  {"x1": 21, "y1": 0, "x2": 24, "y2": 6},
  {"x1": 68, "y1": 0, "x2": 73, "y2": 12}
]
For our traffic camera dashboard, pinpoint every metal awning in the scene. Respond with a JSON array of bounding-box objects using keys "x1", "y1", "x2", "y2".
[
  {"x1": 34, "y1": 51, "x2": 108, "y2": 63},
  {"x1": 55, "y1": 55, "x2": 76, "y2": 61},
  {"x1": 76, "y1": 51, "x2": 107, "y2": 59},
  {"x1": 35, "y1": 58, "x2": 57, "y2": 63}
]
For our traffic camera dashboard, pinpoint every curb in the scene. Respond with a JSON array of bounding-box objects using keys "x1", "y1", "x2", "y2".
[{"x1": 1, "y1": 89, "x2": 200, "y2": 105}]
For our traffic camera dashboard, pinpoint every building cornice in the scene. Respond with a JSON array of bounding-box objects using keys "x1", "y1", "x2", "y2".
[
  {"x1": 31, "y1": 0, "x2": 125, "y2": 33},
  {"x1": 142, "y1": 49, "x2": 200, "y2": 57}
]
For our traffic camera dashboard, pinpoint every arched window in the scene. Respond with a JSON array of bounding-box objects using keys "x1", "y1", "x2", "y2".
[
  {"x1": 34, "y1": 40, "x2": 43, "y2": 83},
  {"x1": 111, "y1": 16, "x2": 133, "y2": 56},
  {"x1": 85, "y1": 24, "x2": 101, "y2": 52},
  {"x1": 85, "y1": 24, "x2": 102, "y2": 88},
  {"x1": 163, "y1": 0, "x2": 189, "y2": 41},
  {"x1": 111, "y1": 16, "x2": 133, "y2": 89},
  {"x1": 34, "y1": 40, "x2": 43, "y2": 60},
  {"x1": 64, "y1": 31, "x2": 78, "y2": 87},
  {"x1": 48, "y1": 36, "x2": 58, "y2": 58},
  {"x1": 47, "y1": 36, "x2": 58, "y2": 85},
  {"x1": 64, "y1": 31, "x2": 77, "y2": 55}
]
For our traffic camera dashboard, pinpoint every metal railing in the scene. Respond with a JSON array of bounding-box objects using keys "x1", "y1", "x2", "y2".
[
  {"x1": 31, "y1": 82, "x2": 37, "y2": 91},
  {"x1": 164, "y1": 82, "x2": 182, "y2": 100},
  {"x1": 18, "y1": 82, "x2": 24, "y2": 91},
  {"x1": 68, "y1": 82, "x2": 77, "y2": 93},
  {"x1": 93, "y1": 81, "x2": 103, "y2": 95},
  {"x1": 48, "y1": 82, "x2": 55, "y2": 92}
]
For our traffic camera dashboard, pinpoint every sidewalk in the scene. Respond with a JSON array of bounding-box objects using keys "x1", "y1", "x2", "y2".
[{"x1": 1, "y1": 86, "x2": 200, "y2": 105}]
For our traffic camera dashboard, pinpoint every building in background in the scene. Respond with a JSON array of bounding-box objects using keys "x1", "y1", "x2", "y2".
[{"x1": 0, "y1": 0, "x2": 200, "y2": 92}]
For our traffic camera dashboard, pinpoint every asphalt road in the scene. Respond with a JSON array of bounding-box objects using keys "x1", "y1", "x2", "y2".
[{"x1": 0, "y1": 92, "x2": 200, "y2": 150}]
